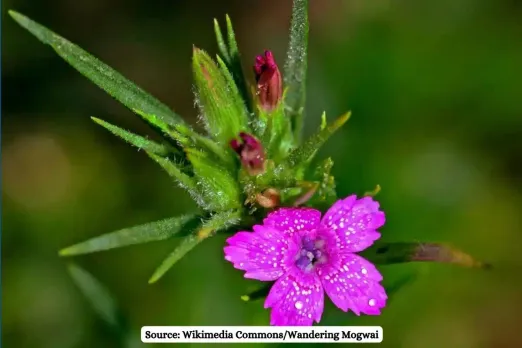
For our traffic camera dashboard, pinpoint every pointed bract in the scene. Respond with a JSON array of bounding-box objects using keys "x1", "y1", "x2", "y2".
[{"x1": 192, "y1": 47, "x2": 249, "y2": 144}]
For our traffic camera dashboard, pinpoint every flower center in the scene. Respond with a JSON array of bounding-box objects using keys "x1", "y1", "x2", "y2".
[{"x1": 295, "y1": 235, "x2": 328, "y2": 273}]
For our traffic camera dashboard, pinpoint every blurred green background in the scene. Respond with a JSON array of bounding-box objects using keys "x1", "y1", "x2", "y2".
[{"x1": 3, "y1": 0, "x2": 522, "y2": 347}]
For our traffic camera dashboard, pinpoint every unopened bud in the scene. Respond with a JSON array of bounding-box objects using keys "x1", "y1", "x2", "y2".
[
  {"x1": 256, "y1": 188, "x2": 280, "y2": 208},
  {"x1": 230, "y1": 132, "x2": 266, "y2": 175},
  {"x1": 253, "y1": 50, "x2": 282, "y2": 111}
]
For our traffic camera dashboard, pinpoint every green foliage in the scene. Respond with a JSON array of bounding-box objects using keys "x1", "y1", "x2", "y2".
[
  {"x1": 60, "y1": 214, "x2": 200, "y2": 256},
  {"x1": 91, "y1": 117, "x2": 172, "y2": 156},
  {"x1": 149, "y1": 210, "x2": 241, "y2": 283},
  {"x1": 68, "y1": 263, "x2": 123, "y2": 328},
  {"x1": 67, "y1": 264, "x2": 136, "y2": 347},
  {"x1": 285, "y1": 111, "x2": 351, "y2": 169},
  {"x1": 284, "y1": 0, "x2": 309, "y2": 141},
  {"x1": 8, "y1": 11, "x2": 182, "y2": 127},
  {"x1": 362, "y1": 242, "x2": 490, "y2": 269},
  {"x1": 187, "y1": 149, "x2": 241, "y2": 211},
  {"x1": 260, "y1": 93, "x2": 294, "y2": 162},
  {"x1": 192, "y1": 47, "x2": 250, "y2": 144},
  {"x1": 214, "y1": 15, "x2": 252, "y2": 114}
]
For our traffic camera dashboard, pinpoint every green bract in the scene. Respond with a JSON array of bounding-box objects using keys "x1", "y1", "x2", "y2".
[{"x1": 9, "y1": 0, "x2": 487, "y2": 290}]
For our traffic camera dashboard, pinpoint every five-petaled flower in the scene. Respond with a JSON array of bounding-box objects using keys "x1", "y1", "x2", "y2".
[
  {"x1": 224, "y1": 195, "x2": 387, "y2": 326},
  {"x1": 254, "y1": 50, "x2": 282, "y2": 111}
]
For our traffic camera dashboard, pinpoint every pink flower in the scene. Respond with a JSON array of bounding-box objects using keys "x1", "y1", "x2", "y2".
[
  {"x1": 254, "y1": 50, "x2": 282, "y2": 111},
  {"x1": 224, "y1": 195, "x2": 387, "y2": 326}
]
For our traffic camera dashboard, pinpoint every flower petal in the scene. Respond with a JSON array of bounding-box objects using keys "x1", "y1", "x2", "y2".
[
  {"x1": 318, "y1": 253, "x2": 387, "y2": 315},
  {"x1": 224, "y1": 225, "x2": 297, "y2": 281},
  {"x1": 263, "y1": 207, "x2": 322, "y2": 236},
  {"x1": 264, "y1": 270, "x2": 324, "y2": 326},
  {"x1": 321, "y1": 195, "x2": 385, "y2": 253}
]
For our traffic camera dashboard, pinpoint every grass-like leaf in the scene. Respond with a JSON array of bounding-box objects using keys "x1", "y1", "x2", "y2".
[
  {"x1": 214, "y1": 19, "x2": 231, "y2": 63},
  {"x1": 67, "y1": 263, "x2": 126, "y2": 330},
  {"x1": 59, "y1": 214, "x2": 199, "y2": 256},
  {"x1": 149, "y1": 210, "x2": 241, "y2": 283},
  {"x1": 225, "y1": 15, "x2": 252, "y2": 114},
  {"x1": 213, "y1": 16, "x2": 252, "y2": 116},
  {"x1": 133, "y1": 109, "x2": 226, "y2": 166},
  {"x1": 362, "y1": 242, "x2": 491, "y2": 269},
  {"x1": 9, "y1": 11, "x2": 183, "y2": 127},
  {"x1": 285, "y1": 111, "x2": 350, "y2": 168},
  {"x1": 174, "y1": 124, "x2": 235, "y2": 169},
  {"x1": 284, "y1": 0, "x2": 309, "y2": 141},
  {"x1": 91, "y1": 117, "x2": 171, "y2": 156}
]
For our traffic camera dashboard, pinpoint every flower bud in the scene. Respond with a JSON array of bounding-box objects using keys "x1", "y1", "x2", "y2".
[
  {"x1": 230, "y1": 132, "x2": 265, "y2": 175},
  {"x1": 253, "y1": 50, "x2": 282, "y2": 111},
  {"x1": 256, "y1": 188, "x2": 281, "y2": 208}
]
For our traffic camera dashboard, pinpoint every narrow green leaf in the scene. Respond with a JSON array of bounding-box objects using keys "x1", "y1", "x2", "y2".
[
  {"x1": 9, "y1": 11, "x2": 183, "y2": 127},
  {"x1": 149, "y1": 210, "x2": 241, "y2": 283},
  {"x1": 67, "y1": 263, "x2": 125, "y2": 330},
  {"x1": 225, "y1": 15, "x2": 240, "y2": 64},
  {"x1": 225, "y1": 15, "x2": 252, "y2": 114},
  {"x1": 174, "y1": 123, "x2": 235, "y2": 169},
  {"x1": 91, "y1": 117, "x2": 170, "y2": 156},
  {"x1": 320, "y1": 112, "x2": 327, "y2": 130},
  {"x1": 60, "y1": 214, "x2": 199, "y2": 256},
  {"x1": 361, "y1": 242, "x2": 491, "y2": 269},
  {"x1": 214, "y1": 19, "x2": 230, "y2": 63},
  {"x1": 133, "y1": 109, "x2": 205, "y2": 160},
  {"x1": 284, "y1": 0, "x2": 309, "y2": 141},
  {"x1": 285, "y1": 111, "x2": 350, "y2": 168},
  {"x1": 148, "y1": 234, "x2": 202, "y2": 284},
  {"x1": 187, "y1": 149, "x2": 241, "y2": 211},
  {"x1": 132, "y1": 108, "x2": 171, "y2": 134},
  {"x1": 193, "y1": 47, "x2": 249, "y2": 144}
]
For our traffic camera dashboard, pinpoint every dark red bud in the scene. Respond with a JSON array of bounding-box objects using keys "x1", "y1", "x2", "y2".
[
  {"x1": 230, "y1": 132, "x2": 266, "y2": 176},
  {"x1": 253, "y1": 50, "x2": 282, "y2": 111}
]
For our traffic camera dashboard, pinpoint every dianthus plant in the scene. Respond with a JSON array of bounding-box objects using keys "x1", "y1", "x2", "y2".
[{"x1": 10, "y1": 0, "x2": 488, "y2": 326}]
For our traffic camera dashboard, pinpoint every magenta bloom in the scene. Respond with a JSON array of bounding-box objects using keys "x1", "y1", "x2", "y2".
[{"x1": 224, "y1": 195, "x2": 387, "y2": 326}]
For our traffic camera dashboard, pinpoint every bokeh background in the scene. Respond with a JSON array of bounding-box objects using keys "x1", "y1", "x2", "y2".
[{"x1": 3, "y1": 0, "x2": 522, "y2": 347}]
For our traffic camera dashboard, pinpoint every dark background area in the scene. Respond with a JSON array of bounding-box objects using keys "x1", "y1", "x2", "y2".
[{"x1": 3, "y1": 0, "x2": 522, "y2": 347}]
